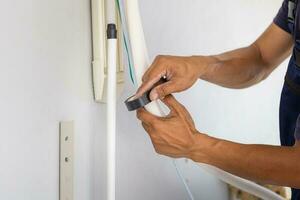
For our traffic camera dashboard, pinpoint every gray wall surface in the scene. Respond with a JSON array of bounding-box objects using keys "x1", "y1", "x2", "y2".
[{"x1": 0, "y1": 0, "x2": 286, "y2": 200}]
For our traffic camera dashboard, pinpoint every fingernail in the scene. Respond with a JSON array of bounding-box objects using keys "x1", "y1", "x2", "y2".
[{"x1": 150, "y1": 92, "x2": 158, "y2": 101}]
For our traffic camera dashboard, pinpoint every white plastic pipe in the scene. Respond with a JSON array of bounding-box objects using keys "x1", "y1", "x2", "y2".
[
  {"x1": 106, "y1": 0, "x2": 116, "y2": 24},
  {"x1": 123, "y1": 0, "x2": 284, "y2": 199},
  {"x1": 107, "y1": 37, "x2": 117, "y2": 200},
  {"x1": 107, "y1": 39, "x2": 117, "y2": 200},
  {"x1": 106, "y1": 1, "x2": 117, "y2": 200},
  {"x1": 200, "y1": 164, "x2": 285, "y2": 200}
]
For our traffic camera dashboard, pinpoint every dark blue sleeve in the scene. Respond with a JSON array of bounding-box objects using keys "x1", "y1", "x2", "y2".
[
  {"x1": 274, "y1": 0, "x2": 291, "y2": 34},
  {"x1": 295, "y1": 114, "x2": 300, "y2": 141}
]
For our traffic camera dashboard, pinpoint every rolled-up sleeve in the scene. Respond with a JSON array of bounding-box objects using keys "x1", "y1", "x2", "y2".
[{"x1": 274, "y1": 0, "x2": 292, "y2": 34}]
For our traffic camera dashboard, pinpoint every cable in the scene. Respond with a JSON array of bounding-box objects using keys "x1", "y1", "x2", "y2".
[
  {"x1": 116, "y1": 0, "x2": 136, "y2": 85},
  {"x1": 172, "y1": 160, "x2": 195, "y2": 200}
]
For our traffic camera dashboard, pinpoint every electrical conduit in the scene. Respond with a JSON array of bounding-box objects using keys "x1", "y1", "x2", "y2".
[{"x1": 106, "y1": 0, "x2": 117, "y2": 200}]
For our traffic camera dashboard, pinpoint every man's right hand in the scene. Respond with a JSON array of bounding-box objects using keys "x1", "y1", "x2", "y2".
[
  {"x1": 136, "y1": 24, "x2": 293, "y2": 100},
  {"x1": 136, "y1": 55, "x2": 209, "y2": 100}
]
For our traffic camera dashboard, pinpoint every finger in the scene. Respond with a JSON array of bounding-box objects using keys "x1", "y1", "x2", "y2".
[
  {"x1": 142, "y1": 55, "x2": 167, "y2": 82},
  {"x1": 136, "y1": 74, "x2": 163, "y2": 98},
  {"x1": 136, "y1": 108, "x2": 158, "y2": 124},
  {"x1": 162, "y1": 94, "x2": 191, "y2": 115},
  {"x1": 149, "y1": 80, "x2": 176, "y2": 100},
  {"x1": 141, "y1": 122, "x2": 156, "y2": 136},
  {"x1": 141, "y1": 122, "x2": 160, "y2": 143},
  {"x1": 141, "y1": 122, "x2": 153, "y2": 134},
  {"x1": 162, "y1": 95, "x2": 195, "y2": 126},
  {"x1": 160, "y1": 94, "x2": 182, "y2": 112},
  {"x1": 136, "y1": 58, "x2": 168, "y2": 98},
  {"x1": 141, "y1": 122, "x2": 150, "y2": 129}
]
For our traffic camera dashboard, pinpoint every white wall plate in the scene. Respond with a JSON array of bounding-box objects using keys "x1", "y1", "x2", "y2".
[{"x1": 59, "y1": 121, "x2": 74, "y2": 200}]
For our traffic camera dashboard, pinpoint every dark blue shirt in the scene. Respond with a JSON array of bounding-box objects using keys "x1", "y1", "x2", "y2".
[
  {"x1": 274, "y1": 0, "x2": 292, "y2": 34},
  {"x1": 274, "y1": 2, "x2": 300, "y2": 199},
  {"x1": 274, "y1": 1, "x2": 300, "y2": 143}
]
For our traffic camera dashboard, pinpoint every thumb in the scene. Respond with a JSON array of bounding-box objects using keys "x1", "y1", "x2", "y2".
[
  {"x1": 161, "y1": 95, "x2": 195, "y2": 126},
  {"x1": 160, "y1": 94, "x2": 182, "y2": 112},
  {"x1": 149, "y1": 80, "x2": 175, "y2": 100}
]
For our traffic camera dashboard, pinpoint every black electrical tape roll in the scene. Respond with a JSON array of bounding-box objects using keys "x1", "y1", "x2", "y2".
[
  {"x1": 125, "y1": 91, "x2": 151, "y2": 111},
  {"x1": 125, "y1": 77, "x2": 167, "y2": 111}
]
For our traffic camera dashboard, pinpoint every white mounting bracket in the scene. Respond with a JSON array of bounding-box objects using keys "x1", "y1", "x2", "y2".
[
  {"x1": 59, "y1": 121, "x2": 74, "y2": 200},
  {"x1": 91, "y1": 0, "x2": 124, "y2": 103}
]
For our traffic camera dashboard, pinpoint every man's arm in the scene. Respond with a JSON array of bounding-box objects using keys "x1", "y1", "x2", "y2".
[
  {"x1": 137, "y1": 95, "x2": 300, "y2": 189},
  {"x1": 200, "y1": 23, "x2": 293, "y2": 88},
  {"x1": 137, "y1": 23, "x2": 293, "y2": 100},
  {"x1": 191, "y1": 135, "x2": 300, "y2": 188}
]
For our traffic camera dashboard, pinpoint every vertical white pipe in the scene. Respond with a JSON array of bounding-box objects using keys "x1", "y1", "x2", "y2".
[
  {"x1": 107, "y1": 36, "x2": 117, "y2": 200},
  {"x1": 106, "y1": 0, "x2": 117, "y2": 199},
  {"x1": 106, "y1": 0, "x2": 116, "y2": 24}
]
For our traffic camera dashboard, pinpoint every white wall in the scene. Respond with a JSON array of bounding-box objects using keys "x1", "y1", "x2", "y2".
[
  {"x1": 0, "y1": 0, "x2": 287, "y2": 200},
  {"x1": 0, "y1": 0, "x2": 99, "y2": 199}
]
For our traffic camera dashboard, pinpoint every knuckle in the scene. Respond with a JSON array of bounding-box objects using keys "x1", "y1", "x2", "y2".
[
  {"x1": 151, "y1": 120, "x2": 160, "y2": 129},
  {"x1": 142, "y1": 72, "x2": 149, "y2": 82},
  {"x1": 154, "y1": 147, "x2": 162, "y2": 155},
  {"x1": 182, "y1": 142, "x2": 190, "y2": 150},
  {"x1": 141, "y1": 122, "x2": 147, "y2": 128},
  {"x1": 136, "y1": 110, "x2": 143, "y2": 121},
  {"x1": 155, "y1": 55, "x2": 163, "y2": 60},
  {"x1": 156, "y1": 55, "x2": 167, "y2": 63},
  {"x1": 156, "y1": 86, "x2": 166, "y2": 97},
  {"x1": 153, "y1": 122, "x2": 164, "y2": 130}
]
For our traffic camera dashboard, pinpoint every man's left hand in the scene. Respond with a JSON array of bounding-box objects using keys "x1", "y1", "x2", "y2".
[{"x1": 136, "y1": 95, "x2": 200, "y2": 158}]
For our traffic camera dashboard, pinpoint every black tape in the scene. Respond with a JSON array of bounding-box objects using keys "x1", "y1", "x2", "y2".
[
  {"x1": 125, "y1": 91, "x2": 151, "y2": 111},
  {"x1": 125, "y1": 77, "x2": 167, "y2": 111},
  {"x1": 107, "y1": 24, "x2": 117, "y2": 39}
]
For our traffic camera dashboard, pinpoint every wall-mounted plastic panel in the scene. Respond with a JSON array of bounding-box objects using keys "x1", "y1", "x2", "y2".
[
  {"x1": 91, "y1": 0, "x2": 124, "y2": 103},
  {"x1": 59, "y1": 121, "x2": 74, "y2": 200}
]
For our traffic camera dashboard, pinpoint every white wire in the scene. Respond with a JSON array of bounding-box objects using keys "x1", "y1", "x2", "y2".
[{"x1": 172, "y1": 160, "x2": 195, "y2": 200}]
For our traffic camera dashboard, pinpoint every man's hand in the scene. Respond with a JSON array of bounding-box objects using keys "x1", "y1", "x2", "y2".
[
  {"x1": 137, "y1": 96, "x2": 300, "y2": 188},
  {"x1": 136, "y1": 55, "x2": 209, "y2": 101},
  {"x1": 136, "y1": 94, "x2": 202, "y2": 158},
  {"x1": 137, "y1": 24, "x2": 293, "y2": 99}
]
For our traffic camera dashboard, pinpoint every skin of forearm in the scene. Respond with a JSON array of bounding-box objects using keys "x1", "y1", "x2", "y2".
[
  {"x1": 193, "y1": 23, "x2": 293, "y2": 89},
  {"x1": 196, "y1": 44, "x2": 271, "y2": 89},
  {"x1": 189, "y1": 134, "x2": 300, "y2": 188}
]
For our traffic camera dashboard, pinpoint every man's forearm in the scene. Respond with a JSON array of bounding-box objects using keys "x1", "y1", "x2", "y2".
[
  {"x1": 190, "y1": 134, "x2": 300, "y2": 188},
  {"x1": 193, "y1": 23, "x2": 293, "y2": 89},
  {"x1": 196, "y1": 44, "x2": 270, "y2": 89}
]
